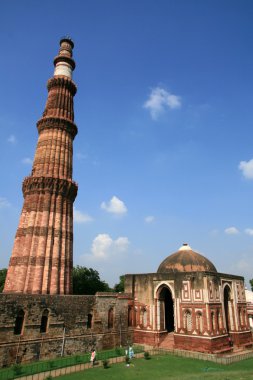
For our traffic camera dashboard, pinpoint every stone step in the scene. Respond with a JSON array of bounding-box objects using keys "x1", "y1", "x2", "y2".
[{"x1": 159, "y1": 333, "x2": 175, "y2": 349}]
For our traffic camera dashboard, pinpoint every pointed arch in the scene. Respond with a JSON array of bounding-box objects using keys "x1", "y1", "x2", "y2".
[
  {"x1": 196, "y1": 312, "x2": 203, "y2": 333},
  {"x1": 108, "y1": 307, "x2": 114, "y2": 329},
  {"x1": 184, "y1": 310, "x2": 192, "y2": 332},
  {"x1": 224, "y1": 284, "x2": 232, "y2": 332},
  {"x1": 14, "y1": 309, "x2": 25, "y2": 335},
  {"x1": 156, "y1": 284, "x2": 174, "y2": 332},
  {"x1": 40, "y1": 309, "x2": 49, "y2": 333},
  {"x1": 154, "y1": 281, "x2": 175, "y2": 299},
  {"x1": 128, "y1": 306, "x2": 134, "y2": 327},
  {"x1": 87, "y1": 313, "x2": 93, "y2": 329},
  {"x1": 140, "y1": 307, "x2": 148, "y2": 328}
]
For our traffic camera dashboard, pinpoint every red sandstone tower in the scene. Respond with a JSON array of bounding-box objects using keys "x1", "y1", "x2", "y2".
[{"x1": 4, "y1": 37, "x2": 78, "y2": 295}]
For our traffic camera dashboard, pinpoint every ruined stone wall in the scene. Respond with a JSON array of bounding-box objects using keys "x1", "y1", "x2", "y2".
[{"x1": 0, "y1": 293, "x2": 132, "y2": 367}]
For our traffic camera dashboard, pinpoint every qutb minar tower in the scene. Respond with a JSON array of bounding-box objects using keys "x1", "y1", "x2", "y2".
[{"x1": 4, "y1": 37, "x2": 78, "y2": 295}]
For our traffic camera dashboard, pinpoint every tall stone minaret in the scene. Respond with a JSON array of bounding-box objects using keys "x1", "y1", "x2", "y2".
[{"x1": 4, "y1": 37, "x2": 78, "y2": 295}]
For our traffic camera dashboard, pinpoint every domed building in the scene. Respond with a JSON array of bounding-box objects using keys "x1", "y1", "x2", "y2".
[
  {"x1": 0, "y1": 39, "x2": 252, "y2": 366},
  {"x1": 157, "y1": 243, "x2": 217, "y2": 273},
  {"x1": 125, "y1": 243, "x2": 252, "y2": 353}
]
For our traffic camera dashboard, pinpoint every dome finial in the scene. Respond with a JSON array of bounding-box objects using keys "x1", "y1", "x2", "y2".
[{"x1": 179, "y1": 243, "x2": 192, "y2": 251}]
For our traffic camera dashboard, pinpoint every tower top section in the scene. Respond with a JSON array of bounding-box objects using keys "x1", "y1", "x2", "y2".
[
  {"x1": 54, "y1": 36, "x2": 75, "y2": 79},
  {"x1": 60, "y1": 36, "x2": 74, "y2": 49}
]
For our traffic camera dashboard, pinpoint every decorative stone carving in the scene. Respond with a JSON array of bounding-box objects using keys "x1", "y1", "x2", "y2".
[
  {"x1": 47, "y1": 76, "x2": 77, "y2": 95},
  {"x1": 22, "y1": 177, "x2": 78, "y2": 202},
  {"x1": 37, "y1": 118, "x2": 77, "y2": 139},
  {"x1": 3, "y1": 38, "x2": 78, "y2": 295}
]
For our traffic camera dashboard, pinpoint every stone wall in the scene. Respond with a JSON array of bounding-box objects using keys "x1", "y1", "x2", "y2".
[
  {"x1": 0, "y1": 293, "x2": 133, "y2": 367},
  {"x1": 174, "y1": 334, "x2": 229, "y2": 353}
]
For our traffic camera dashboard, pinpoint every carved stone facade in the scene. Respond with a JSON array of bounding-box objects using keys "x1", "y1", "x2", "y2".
[
  {"x1": 125, "y1": 244, "x2": 252, "y2": 353},
  {"x1": 3, "y1": 38, "x2": 78, "y2": 295},
  {"x1": 246, "y1": 289, "x2": 253, "y2": 330}
]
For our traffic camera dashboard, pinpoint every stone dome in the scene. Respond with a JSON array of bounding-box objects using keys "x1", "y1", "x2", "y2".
[{"x1": 157, "y1": 243, "x2": 217, "y2": 273}]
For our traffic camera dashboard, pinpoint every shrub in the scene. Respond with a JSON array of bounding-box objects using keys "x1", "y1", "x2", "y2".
[
  {"x1": 75, "y1": 355, "x2": 82, "y2": 363},
  {"x1": 115, "y1": 347, "x2": 122, "y2": 356},
  {"x1": 125, "y1": 356, "x2": 130, "y2": 365},
  {"x1": 144, "y1": 351, "x2": 151, "y2": 360},
  {"x1": 49, "y1": 361, "x2": 56, "y2": 369},
  {"x1": 13, "y1": 364, "x2": 22, "y2": 376},
  {"x1": 102, "y1": 359, "x2": 110, "y2": 369}
]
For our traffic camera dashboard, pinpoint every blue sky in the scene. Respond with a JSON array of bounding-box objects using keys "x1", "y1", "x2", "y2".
[{"x1": 1, "y1": 0, "x2": 253, "y2": 287}]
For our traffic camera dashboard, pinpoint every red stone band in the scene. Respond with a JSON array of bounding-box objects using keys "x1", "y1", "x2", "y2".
[
  {"x1": 15, "y1": 226, "x2": 73, "y2": 240},
  {"x1": 9, "y1": 256, "x2": 73, "y2": 268},
  {"x1": 22, "y1": 177, "x2": 78, "y2": 201},
  {"x1": 37, "y1": 117, "x2": 78, "y2": 139}
]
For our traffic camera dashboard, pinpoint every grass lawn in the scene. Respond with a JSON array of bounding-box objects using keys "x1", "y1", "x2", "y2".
[
  {"x1": 58, "y1": 354, "x2": 253, "y2": 380},
  {"x1": 0, "y1": 347, "x2": 145, "y2": 380}
]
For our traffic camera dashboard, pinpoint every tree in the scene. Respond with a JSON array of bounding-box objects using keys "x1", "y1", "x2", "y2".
[
  {"x1": 0, "y1": 268, "x2": 7, "y2": 292},
  {"x1": 250, "y1": 279, "x2": 253, "y2": 292},
  {"x1": 72, "y1": 266, "x2": 111, "y2": 295},
  {"x1": 0, "y1": 266, "x2": 111, "y2": 295},
  {"x1": 114, "y1": 275, "x2": 125, "y2": 292}
]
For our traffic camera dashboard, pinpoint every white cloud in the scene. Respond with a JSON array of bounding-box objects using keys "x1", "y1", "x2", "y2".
[
  {"x1": 145, "y1": 216, "x2": 155, "y2": 223},
  {"x1": 245, "y1": 228, "x2": 253, "y2": 236},
  {"x1": 0, "y1": 197, "x2": 11, "y2": 208},
  {"x1": 92, "y1": 234, "x2": 113, "y2": 259},
  {"x1": 239, "y1": 159, "x2": 253, "y2": 179},
  {"x1": 143, "y1": 86, "x2": 181, "y2": 120},
  {"x1": 224, "y1": 227, "x2": 239, "y2": 235},
  {"x1": 114, "y1": 237, "x2": 130, "y2": 251},
  {"x1": 22, "y1": 157, "x2": 33, "y2": 165},
  {"x1": 7, "y1": 134, "x2": 17, "y2": 144},
  {"x1": 101, "y1": 196, "x2": 127, "y2": 215},
  {"x1": 91, "y1": 233, "x2": 130, "y2": 259},
  {"x1": 74, "y1": 208, "x2": 93, "y2": 223}
]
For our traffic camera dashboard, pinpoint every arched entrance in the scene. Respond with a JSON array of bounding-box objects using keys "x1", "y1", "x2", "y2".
[
  {"x1": 158, "y1": 286, "x2": 174, "y2": 332},
  {"x1": 224, "y1": 285, "x2": 231, "y2": 332}
]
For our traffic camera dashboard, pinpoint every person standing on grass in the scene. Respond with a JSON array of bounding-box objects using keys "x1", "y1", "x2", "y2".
[
  {"x1": 129, "y1": 346, "x2": 134, "y2": 359},
  {"x1": 90, "y1": 349, "x2": 96, "y2": 367}
]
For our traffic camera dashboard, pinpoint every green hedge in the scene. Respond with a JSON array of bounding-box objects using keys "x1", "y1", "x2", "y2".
[{"x1": 0, "y1": 345, "x2": 144, "y2": 380}]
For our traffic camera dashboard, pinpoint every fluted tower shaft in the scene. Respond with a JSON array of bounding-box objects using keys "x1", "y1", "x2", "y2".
[{"x1": 4, "y1": 38, "x2": 78, "y2": 295}]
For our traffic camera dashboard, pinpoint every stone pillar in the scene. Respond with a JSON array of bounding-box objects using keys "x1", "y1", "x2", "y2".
[{"x1": 4, "y1": 38, "x2": 78, "y2": 295}]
